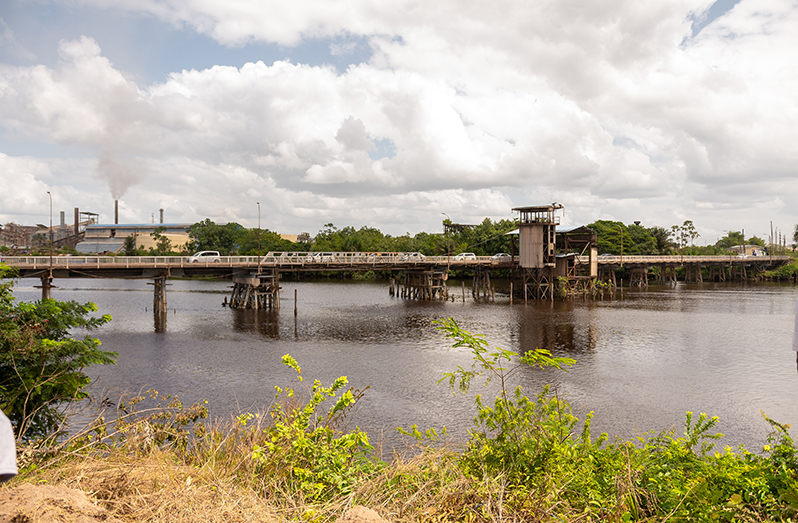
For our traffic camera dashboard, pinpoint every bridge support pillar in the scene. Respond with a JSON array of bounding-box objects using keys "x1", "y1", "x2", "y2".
[
  {"x1": 152, "y1": 276, "x2": 168, "y2": 315},
  {"x1": 230, "y1": 270, "x2": 280, "y2": 309},
  {"x1": 729, "y1": 265, "x2": 747, "y2": 281},
  {"x1": 399, "y1": 270, "x2": 448, "y2": 300},
  {"x1": 629, "y1": 267, "x2": 649, "y2": 287},
  {"x1": 659, "y1": 266, "x2": 677, "y2": 285},
  {"x1": 522, "y1": 267, "x2": 555, "y2": 301},
  {"x1": 149, "y1": 276, "x2": 169, "y2": 333},
  {"x1": 684, "y1": 265, "x2": 703, "y2": 283},
  {"x1": 598, "y1": 267, "x2": 617, "y2": 289},
  {"x1": 472, "y1": 269, "x2": 494, "y2": 302},
  {"x1": 708, "y1": 265, "x2": 725, "y2": 282},
  {"x1": 39, "y1": 273, "x2": 54, "y2": 300}
]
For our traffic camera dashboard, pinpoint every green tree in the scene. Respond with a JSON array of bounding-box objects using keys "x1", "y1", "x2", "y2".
[
  {"x1": 626, "y1": 224, "x2": 657, "y2": 255},
  {"x1": 715, "y1": 231, "x2": 745, "y2": 250},
  {"x1": 671, "y1": 220, "x2": 699, "y2": 254},
  {"x1": 149, "y1": 226, "x2": 173, "y2": 255},
  {"x1": 648, "y1": 226, "x2": 673, "y2": 254},
  {"x1": 587, "y1": 220, "x2": 630, "y2": 255},
  {"x1": 188, "y1": 220, "x2": 246, "y2": 254},
  {"x1": 444, "y1": 218, "x2": 516, "y2": 256},
  {"x1": 238, "y1": 228, "x2": 301, "y2": 255},
  {"x1": 123, "y1": 235, "x2": 137, "y2": 256},
  {"x1": 0, "y1": 266, "x2": 116, "y2": 440}
]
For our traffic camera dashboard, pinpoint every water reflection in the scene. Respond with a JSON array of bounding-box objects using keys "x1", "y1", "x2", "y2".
[
  {"x1": 231, "y1": 309, "x2": 280, "y2": 338},
  {"x1": 518, "y1": 301, "x2": 598, "y2": 357},
  {"x1": 154, "y1": 310, "x2": 167, "y2": 333}
]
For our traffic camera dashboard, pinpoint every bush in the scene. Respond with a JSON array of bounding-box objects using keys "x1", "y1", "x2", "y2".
[
  {"x1": 250, "y1": 355, "x2": 382, "y2": 503},
  {"x1": 0, "y1": 266, "x2": 116, "y2": 440}
]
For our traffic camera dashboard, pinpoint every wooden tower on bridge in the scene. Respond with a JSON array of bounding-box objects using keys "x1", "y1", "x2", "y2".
[{"x1": 514, "y1": 203, "x2": 562, "y2": 300}]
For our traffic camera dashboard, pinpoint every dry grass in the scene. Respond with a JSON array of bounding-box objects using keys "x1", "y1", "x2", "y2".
[{"x1": 18, "y1": 449, "x2": 285, "y2": 522}]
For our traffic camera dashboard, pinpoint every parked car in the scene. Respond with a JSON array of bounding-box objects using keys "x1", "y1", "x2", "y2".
[
  {"x1": 490, "y1": 253, "x2": 511, "y2": 261},
  {"x1": 188, "y1": 251, "x2": 221, "y2": 263},
  {"x1": 310, "y1": 252, "x2": 335, "y2": 262},
  {"x1": 453, "y1": 252, "x2": 476, "y2": 261}
]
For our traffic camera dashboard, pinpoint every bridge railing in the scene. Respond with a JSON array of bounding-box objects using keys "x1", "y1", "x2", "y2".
[
  {"x1": 7, "y1": 254, "x2": 783, "y2": 271},
  {"x1": 1, "y1": 253, "x2": 507, "y2": 269},
  {"x1": 575, "y1": 254, "x2": 791, "y2": 264}
]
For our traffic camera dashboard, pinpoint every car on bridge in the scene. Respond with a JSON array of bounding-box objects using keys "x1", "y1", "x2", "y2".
[
  {"x1": 399, "y1": 252, "x2": 426, "y2": 262},
  {"x1": 490, "y1": 253, "x2": 511, "y2": 262},
  {"x1": 188, "y1": 251, "x2": 221, "y2": 263},
  {"x1": 453, "y1": 252, "x2": 476, "y2": 261}
]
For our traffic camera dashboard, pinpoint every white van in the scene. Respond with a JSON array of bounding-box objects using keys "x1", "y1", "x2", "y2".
[{"x1": 188, "y1": 251, "x2": 221, "y2": 263}]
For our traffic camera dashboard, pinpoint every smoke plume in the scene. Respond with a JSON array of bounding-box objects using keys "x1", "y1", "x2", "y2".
[{"x1": 97, "y1": 156, "x2": 147, "y2": 200}]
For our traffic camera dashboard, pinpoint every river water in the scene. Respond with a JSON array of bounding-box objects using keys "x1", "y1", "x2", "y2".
[{"x1": 10, "y1": 277, "x2": 798, "y2": 453}]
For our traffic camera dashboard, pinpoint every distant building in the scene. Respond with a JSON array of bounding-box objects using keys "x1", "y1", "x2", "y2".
[
  {"x1": 76, "y1": 223, "x2": 192, "y2": 254},
  {"x1": 0, "y1": 223, "x2": 44, "y2": 251}
]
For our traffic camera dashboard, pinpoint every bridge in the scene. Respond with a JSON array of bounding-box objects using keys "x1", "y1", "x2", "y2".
[{"x1": 1, "y1": 252, "x2": 791, "y2": 312}]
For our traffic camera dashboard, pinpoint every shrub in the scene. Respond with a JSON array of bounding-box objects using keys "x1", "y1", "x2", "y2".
[
  {"x1": 250, "y1": 355, "x2": 382, "y2": 503},
  {"x1": 0, "y1": 267, "x2": 116, "y2": 440}
]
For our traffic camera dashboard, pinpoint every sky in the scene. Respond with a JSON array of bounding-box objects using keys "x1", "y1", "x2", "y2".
[{"x1": 0, "y1": 0, "x2": 796, "y2": 244}]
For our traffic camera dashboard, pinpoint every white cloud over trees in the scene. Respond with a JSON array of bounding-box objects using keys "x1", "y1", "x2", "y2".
[{"x1": 0, "y1": 0, "x2": 795, "y2": 237}]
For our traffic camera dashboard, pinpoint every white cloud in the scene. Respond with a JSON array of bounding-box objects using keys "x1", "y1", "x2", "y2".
[{"x1": 0, "y1": 0, "x2": 796, "y2": 237}]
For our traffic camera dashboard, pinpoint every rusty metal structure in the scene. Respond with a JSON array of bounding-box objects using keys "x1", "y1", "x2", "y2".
[{"x1": 513, "y1": 203, "x2": 562, "y2": 300}]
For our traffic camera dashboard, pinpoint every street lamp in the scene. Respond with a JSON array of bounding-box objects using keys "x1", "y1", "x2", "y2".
[
  {"x1": 616, "y1": 223, "x2": 623, "y2": 268},
  {"x1": 47, "y1": 191, "x2": 53, "y2": 269},
  {"x1": 257, "y1": 201, "x2": 261, "y2": 274}
]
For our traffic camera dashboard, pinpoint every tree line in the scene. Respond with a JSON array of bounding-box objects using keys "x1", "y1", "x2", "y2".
[{"x1": 72, "y1": 217, "x2": 793, "y2": 257}]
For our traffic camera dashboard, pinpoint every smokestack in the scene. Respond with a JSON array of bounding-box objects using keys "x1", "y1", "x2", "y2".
[
  {"x1": 60, "y1": 211, "x2": 65, "y2": 228},
  {"x1": 159, "y1": 208, "x2": 164, "y2": 224},
  {"x1": 74, "y1": 208, "x2": 79, "y2": 236},
  {"x1": 115, "y1": 200, "x2": 119, "y2": 225}
]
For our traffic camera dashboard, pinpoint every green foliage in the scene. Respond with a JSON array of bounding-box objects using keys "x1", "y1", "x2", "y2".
[
  {"x1": 122, "y1": 235, "x2": 137, "y2": 256},
  {"x1": 250, "y1": 354, "x2": 381, "y2": 503},
  {"x1": 149, "y1": 226, "x2": 173, "y2": 255},
  {"x1": 188, "y1": 219, "x2": 247, "y2": 254},
  {"x1": 648, "y1": 225, "x2": 673, "y2": 254},
  {"x1": 307, "y1": 217, "x2": 515, "y2": 257},
  {"x1": 670, "y1": 220, "x2": 700, "y2": 254},
  {"x1": 445, "y1": 218, "x2": 516, "y2": 256},
  {"x1": 761, "y1": 262, "x2": 798, "y2": 280},
  {"x1": 716, "y1": 230, "x2": 745, "y2": 250},
  {"x1": 436, "y1": 318, "x2": 579, "y2": 483},
  {"x1": 588, "y1": 220, "x2": 634, "y2": 255},
  {"x1": 626, "y1": 224, "x2": 657, "y2": 255},
  {"x1": 434, "y1": 319, "x2": 798, "y2": 520},
  {"x1": 238, "y1": 228, "x2": 301, "y2": 255},
  {"x1": 0, "y1": 268, "x2": 116, "y2": 440}
]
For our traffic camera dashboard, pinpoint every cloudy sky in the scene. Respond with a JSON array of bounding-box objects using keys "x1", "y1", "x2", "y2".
[{"x1": 1, "y1": 0, "x2": 796, "y2": 243}]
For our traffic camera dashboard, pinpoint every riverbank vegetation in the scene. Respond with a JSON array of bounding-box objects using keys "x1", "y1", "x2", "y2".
[{"x1": 4, "y1": 299, "x2": 798, "y2": 521}]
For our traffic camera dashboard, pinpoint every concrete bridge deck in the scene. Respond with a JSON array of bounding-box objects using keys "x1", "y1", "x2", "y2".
[{"x1": 1, "y1": 253, "x2": 790, "y2": 279}]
